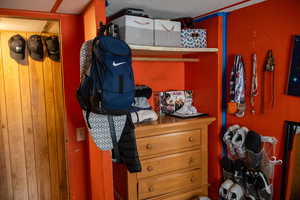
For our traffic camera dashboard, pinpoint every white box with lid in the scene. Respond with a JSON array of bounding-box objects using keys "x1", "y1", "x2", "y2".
[
  {"x1": 154, "y1": 19, "x2": 181, "y2": 47},
  {"x1": 112, "y1": 15, "x2": 154, "y2": 46}
]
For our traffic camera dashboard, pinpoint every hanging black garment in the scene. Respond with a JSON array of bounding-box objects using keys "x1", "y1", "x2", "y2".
[{"x1": 112, "y1": 114, "x2": 141, "y2": 173}]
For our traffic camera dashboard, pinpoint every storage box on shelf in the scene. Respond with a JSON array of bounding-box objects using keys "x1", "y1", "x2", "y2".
[
  {"x1": 154, "y1": 19, "x2": 181, "y2": 47},
  {"x1": 113, "y1": 116, "x2": 215, "y2": 200},
  {"x1": 112, "y1": 15, "x2": 154, "y2": 46},
  {"x1": 181, "y1": 29, "x2": 207, "y2": 48}
]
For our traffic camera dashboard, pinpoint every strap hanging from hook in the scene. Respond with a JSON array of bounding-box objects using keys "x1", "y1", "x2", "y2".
[
  {"x1": 261, "y1": 50, "x2": 276, "y2": 113},
  {"x1": 250, "y1": 53, "x2": 258, "y2": 114}
]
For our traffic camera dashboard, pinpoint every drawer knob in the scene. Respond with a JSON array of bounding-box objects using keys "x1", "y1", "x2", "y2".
[
  {"x1": 189, "y1": 136, "x2": 194, "y2": 142},
  {"x1": 190, "y1": 176, "x2": 196, "y2": 183},
  {"x1": 148, "y1": 186, "x2": 154, "y2": 192},
  {"x1": 146, "y1": 144, "x2": 152, "y2": 150},
  {"x1": 147, "y1": 166, "x2": 154, "y2": 172}
]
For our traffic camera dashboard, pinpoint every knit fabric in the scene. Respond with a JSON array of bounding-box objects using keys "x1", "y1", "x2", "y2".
[
  {"x1": 83, "y1": 111, "x2": 126, "y2": 150},
  {"x1": 80, "y1": 40, "x2": 93, "y2": 82}
]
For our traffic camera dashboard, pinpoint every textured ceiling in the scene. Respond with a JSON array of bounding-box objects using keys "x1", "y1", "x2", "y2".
[
  {"x1": 0, "y1": 0, "x2": 55, "y2": 12},
  {"x1": 0, "y1": 0, "x2": 90, "y2": 14},
  {"x1": 106, "y1": 0, "x2": 264, "y2": 19},
  {"x1": 56, "y1": 0, "x2": 90, "y2": 14},
  {"x1": 0, "y1": 0, "x2": 266, "y2": 16}
]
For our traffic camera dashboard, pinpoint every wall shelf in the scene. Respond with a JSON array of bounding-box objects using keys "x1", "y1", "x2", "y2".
[
  {"x1": 132, "y1": 57, "x2": 200, "y2": 62},
  {"x1": 130, "y1": 45, "x2": 218, "y2": 57}
]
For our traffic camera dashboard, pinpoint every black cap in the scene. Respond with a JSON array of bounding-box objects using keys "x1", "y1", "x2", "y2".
[
  {"x1": 8, "y1": 34, "x2": 26, "y2": 61},
  {"x1": 45, "y1": 36, "x2": 60, "y2": 62},
  {"x1": 28, "y1": 35, "x2": 44, "y2": 61}
]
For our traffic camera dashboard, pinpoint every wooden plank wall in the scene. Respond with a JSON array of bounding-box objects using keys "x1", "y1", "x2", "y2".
[{"x1": 0, "y1": 31, "x2": 68, "y2": 200}]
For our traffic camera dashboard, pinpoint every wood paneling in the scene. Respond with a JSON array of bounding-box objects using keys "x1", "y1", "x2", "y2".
[
  {"x1": 0, "y1": 30, "x2": 14, "y2": 200},
  {"x1": 51, "y1": 39, "x2": 68, "y2": 200},
  {"x1": 0, "y1": 31, "x2": 67, "y2": 200},
  {"x1": 19, "y1": 34, "x2": 39, "y2": 200},
  {"x1": 1, "y1": 31, "x2": 28, "y2": 200}
]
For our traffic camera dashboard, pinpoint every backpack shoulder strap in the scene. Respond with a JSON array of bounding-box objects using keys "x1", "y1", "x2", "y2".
[
  {"x1": 90, "y1": 36, "x2": 105, "y2": 94},
  {"x1": 86, "y1": 111, "x2": 91, "y2": 129}
]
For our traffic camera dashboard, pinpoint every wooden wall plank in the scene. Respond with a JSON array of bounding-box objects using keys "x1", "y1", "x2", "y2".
[
  {"x1": 0, "y1": 31, "x2": 14, "y2": 200},
  {"x1": 52, "y1": 57, "x2": 69, "y2": 199},
  {"x1": 40, "y1": 32, "x2": 61, "y2": 200},
  {"x1": 18, "y1": 33, "x2": 39, "y2": 200},
  {"x1": 28, "y1": 39, "x2": 52, "y2": 200},
  {"x1": 1, "y1": 31, "x2": 29, "y2": 200},
  {"x1": 52, "y1": 48, "x2": 69, "y2": 200}
]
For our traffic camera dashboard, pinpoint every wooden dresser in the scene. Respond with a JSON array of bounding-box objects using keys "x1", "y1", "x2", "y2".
[{"x1": 113, "y1": 116, "x2": 215, "y2": 200}]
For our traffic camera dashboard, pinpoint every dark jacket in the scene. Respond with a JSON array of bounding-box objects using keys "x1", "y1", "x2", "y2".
[{"x1": 112, "y1": 114, "x2": 141, "y2": 173}]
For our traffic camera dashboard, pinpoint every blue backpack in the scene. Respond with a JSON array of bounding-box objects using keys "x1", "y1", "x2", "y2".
[{"x1": 77, "y1": 33, "x2": 135, "y2": 127}]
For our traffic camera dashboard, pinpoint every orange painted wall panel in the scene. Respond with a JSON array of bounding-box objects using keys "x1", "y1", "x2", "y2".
[
  {"x1": 60, "y1": 15, "x2": 90, "y2": 200},
  {"x1": 81, "y1": 0, "x2": 114, "y2": 200},
  {"x1": 82, "y1": 2, "x2": 96, "y2": 41},
  {"x1": 186, "y1": 17, "x2": 223, "y2": 199},
  {"x1": 133, "y1": 61, "x2": 185, "y2": 92},
  {"x1": 227, "y1": 0, "x2": 300, "y2": 199}
]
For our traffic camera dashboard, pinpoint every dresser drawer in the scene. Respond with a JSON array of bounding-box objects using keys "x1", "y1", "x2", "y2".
[
  {"x1": 138, "y1": 169, "x2": 202, "y2": 199},
  {"x1": 138, "y1": 150, "x2": 202, "y2": 178},
  {"x1": 148, "y1": 188, "x2": 205, "y2": 200},
  {"x1": 137, "y1": 129, "x2": 201, "y2": 157}
]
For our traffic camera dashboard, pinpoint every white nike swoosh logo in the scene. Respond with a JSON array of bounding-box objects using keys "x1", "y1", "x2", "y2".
[{"x1": 113, "y1": 61, "x2": 126, "y2": 67}]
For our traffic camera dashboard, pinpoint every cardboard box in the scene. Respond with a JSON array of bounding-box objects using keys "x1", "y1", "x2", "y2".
[
  {"x1": 155, "y1": 90, "x2": 193, "y2": 114},
  {"x1": 112, "y1": 15, "x2": 154, "y2": 46},
  {"x1": 181, "y1": 29, "x2": 207, "y2": 48},
  {"x1": 154, "y1": 19, "x2": 181, "y2": 47}
]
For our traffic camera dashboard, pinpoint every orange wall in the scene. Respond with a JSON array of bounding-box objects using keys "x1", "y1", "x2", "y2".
[
  {"x1": 82, "y1": 2, "x2": 96, "y2": 40},
  {"x1": 0, "y1": 8, "x2": 90, "y2": 200},
  {"x1": 81, "y1": 0, "x2": 113, "y2": 200},
  {"x1": 81, "y1": 1, "x2": 115, "y2": 200},
  {"x1": 186, "y1": 17, "x2": 223, "y2": 199},
  {"x1": 227, "y1": 0, "x2": 300, "y2": 199},
  {"x1": 133, "y1": 61, "x2": 185, "y2": 92}
]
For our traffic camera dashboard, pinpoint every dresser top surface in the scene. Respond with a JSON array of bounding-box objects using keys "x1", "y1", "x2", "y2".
[{"x1": 135, "y1": 115, "x2": 215, "y2": 131}]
